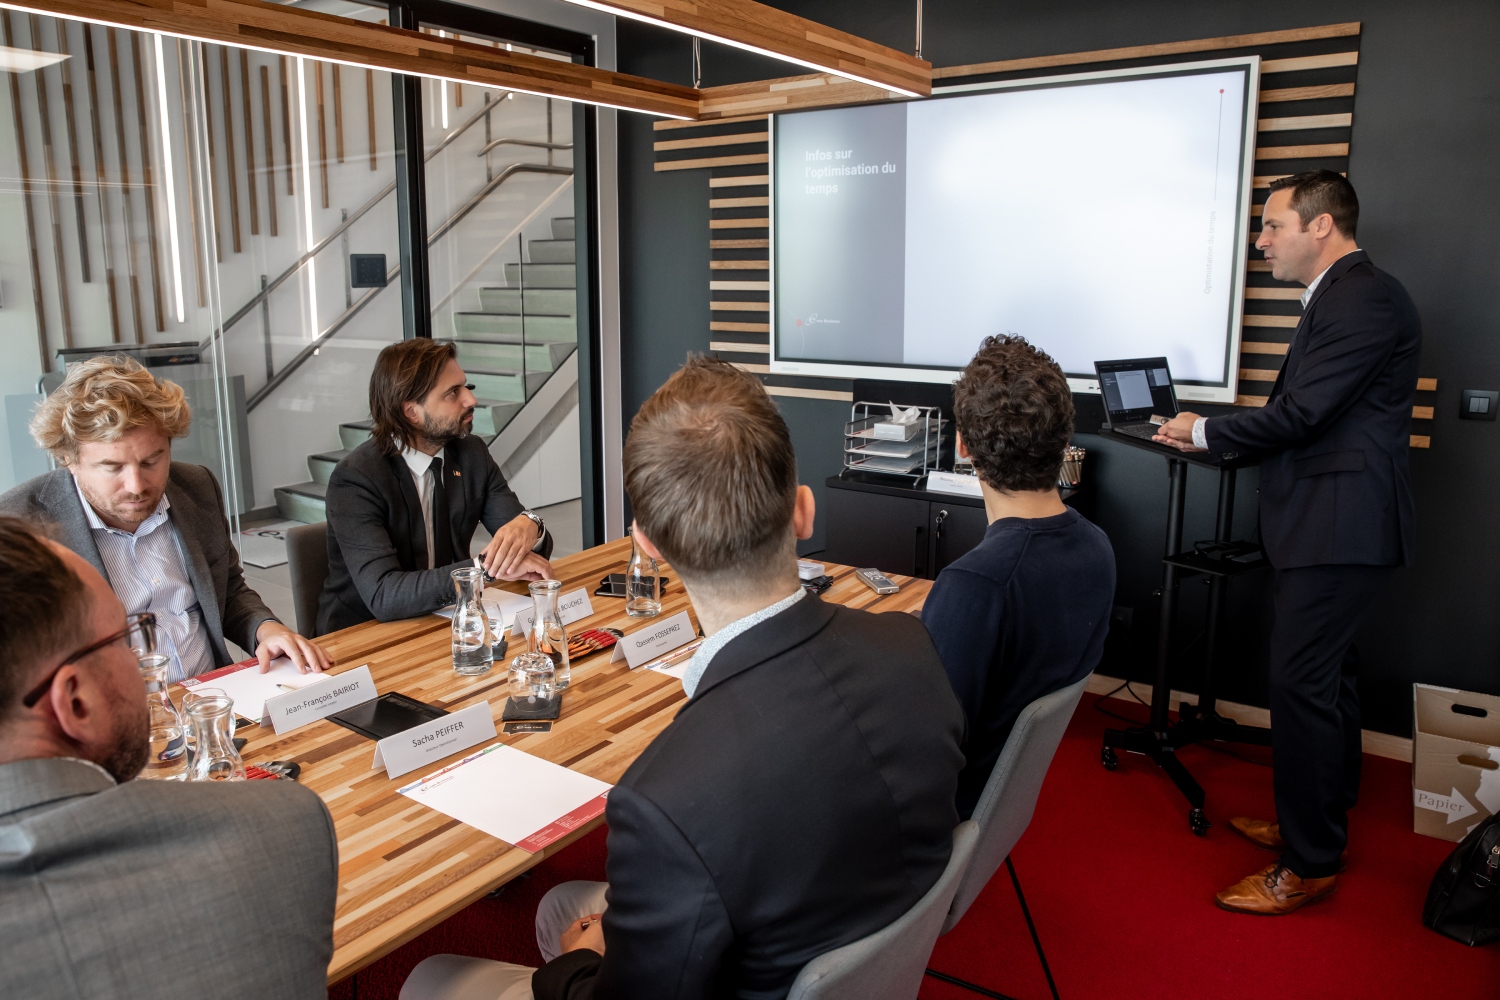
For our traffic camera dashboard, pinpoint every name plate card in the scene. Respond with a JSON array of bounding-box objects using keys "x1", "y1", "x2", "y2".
[
  {"x1": 373, "y1": 702, "x2": 497, "y2": 780},
  {"x1": 512, "y1": 588, "x2": 595, "y2": 635},
  {"x1": 611, "y1": 610, "x2": 696, "y2": 668},
  {"x1": 266, "y1": 665, "x2": 377, "y2": 735},
  {"x1": 926, "y1": 471, "x2": 983, "y2": 498}
]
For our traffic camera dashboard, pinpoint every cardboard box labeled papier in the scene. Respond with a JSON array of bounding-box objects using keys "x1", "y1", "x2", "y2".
[{"x1": 1413, "y1": 683, "x2": 1500, "y2": 842}]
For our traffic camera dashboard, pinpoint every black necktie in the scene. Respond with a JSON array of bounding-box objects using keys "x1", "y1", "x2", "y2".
[{"x1": 429, "y1": 455, "x2": 455, "y2": 568}]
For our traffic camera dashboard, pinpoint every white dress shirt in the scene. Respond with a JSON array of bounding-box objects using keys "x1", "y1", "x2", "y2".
[
  {"x1": 399, "y1": 444, "x2": 444, "y2": 569},
  {"x1": 1191, "y1": 254, "x2": 1353, "y2": 449},
  {"x1": 680, "y1": 587, "x2": 806, "y2": 698},
  {"x1": 75, "y1": 478, "x2": 214, "y2": 683}
]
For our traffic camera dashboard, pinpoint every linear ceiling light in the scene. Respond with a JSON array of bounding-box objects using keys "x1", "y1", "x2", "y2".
[
  {"x1": 546, "y1": 0, "x2": 930, "y2": 98},
  {"x1": 0, "y1": 41, "x2": 63, "y2": 71}
]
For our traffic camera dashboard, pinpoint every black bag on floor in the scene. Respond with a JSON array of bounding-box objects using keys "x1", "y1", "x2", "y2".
[{"x1": 1424, "y1": 812, "x2": 1500, "y2": 946}]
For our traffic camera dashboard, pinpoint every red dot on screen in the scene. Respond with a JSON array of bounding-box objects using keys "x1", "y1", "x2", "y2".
[{"x1": 1220, "y1": 89, "x2": 1224, "y2": 93}]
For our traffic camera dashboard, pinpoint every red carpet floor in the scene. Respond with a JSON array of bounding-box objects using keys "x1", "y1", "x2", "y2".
[{"x1": 332, "y1": 693, "x2": 1500, "y2": 999}]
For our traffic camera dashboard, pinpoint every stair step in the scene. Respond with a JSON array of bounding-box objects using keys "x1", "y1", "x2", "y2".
[
  {"x1": 478, "y1": 287, "x2": 576, "y2": 316},
  {"x1": 452, "y1": 313, "x2": 576, "y2": 341},
  {"x1": 503, "y1": 262, "x2": 574, "y2": 289},
  {"x1": 446, "y1": 339, "x2": 575, "y2": 373},
  {"x1": 308, "y1": 450, "x2": 349, "y2": 485},
  {"x1": 274, "y1": 482, "x2": 328, "y2": 524},
  {"x1": 468, "y1": 368, "x2": 554, "y2": 403},
  {"x1": 527, "y1": 239, "x2": 574, "y2": 264},
  {"x1": 551, "y1": 216, "x2": 575, "y2": 241},
  {"x1": 339, "y1": 420, "x2": 374, "y2": 451},
  {"x1": 473, "y1": 398, "x2": 525, "y2": 438}
]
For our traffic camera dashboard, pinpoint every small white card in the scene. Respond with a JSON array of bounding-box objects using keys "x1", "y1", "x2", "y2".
[
  {"x1": 611, "y1": 610, "x2": 696, "y2": 668},
  {"x1": 265, "y1": 665, "x2": 377, "y2": 735},
  {"x1": 927, "y1": 470, "x2": 984, "y2": 497},
  {"x1": 373, "y1": 701, "x2": 497, "y2": 780},
  {"x1": 513, "y1": 587, "x2": 594, "y2": 635}
]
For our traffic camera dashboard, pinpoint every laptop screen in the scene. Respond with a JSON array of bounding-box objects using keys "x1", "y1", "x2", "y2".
[{"x1": 1094, "y1": 358, "x2": 1179, "y2": 424}]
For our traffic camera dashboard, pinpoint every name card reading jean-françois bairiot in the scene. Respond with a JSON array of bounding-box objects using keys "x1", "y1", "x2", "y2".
[
  {"x1": 613, "y1": 610, "x2": 696, "y2": 668},
  {"x1": 265, "y1": 665, "x2": 376, "y2": 735},
  {"x1": 373, "y1": 701, "x2": 497, "y2": 780}
]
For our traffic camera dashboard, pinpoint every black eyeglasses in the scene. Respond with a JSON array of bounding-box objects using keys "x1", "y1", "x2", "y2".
[{"x1": 21, "y1": 612, "x2": 157, "y2": 709}]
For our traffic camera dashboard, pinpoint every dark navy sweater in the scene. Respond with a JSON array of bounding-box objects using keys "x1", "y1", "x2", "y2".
[{"x1": 921, "y1": 507, "x2": 1116, "y2": 818}]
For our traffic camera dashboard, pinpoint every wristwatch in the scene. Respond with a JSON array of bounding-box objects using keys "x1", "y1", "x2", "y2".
[{"x1": 520, "y1": 509, "x2": 545, "y2": 544}]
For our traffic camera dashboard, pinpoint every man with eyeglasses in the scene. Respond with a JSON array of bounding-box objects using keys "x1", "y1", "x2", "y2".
[
  {"x1": 0, "y1": 516, "x2": 338, "y2": 999},
  {"x1": 320, "y1": 338, "x2": 554, "y2": 633}
]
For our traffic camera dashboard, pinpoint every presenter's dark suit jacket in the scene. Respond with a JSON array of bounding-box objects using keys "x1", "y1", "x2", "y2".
[
  {"x1": 0, "y1": 463, "x2": 277, "y2": 667},
  {"x1": 319, "y1": 435, "x2": 549, "y2": 634},
  {"x1": 1205, "y1": 250, "x2": 1421, "y2": 568},
  {"x1": 531, "y1": 596, "x2": 965, "y2": 1000}
]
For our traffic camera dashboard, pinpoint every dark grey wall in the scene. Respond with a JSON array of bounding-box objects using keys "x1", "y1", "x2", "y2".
[{"x1": 615, "y1": 2, "x2": 1500, "y2": 736}]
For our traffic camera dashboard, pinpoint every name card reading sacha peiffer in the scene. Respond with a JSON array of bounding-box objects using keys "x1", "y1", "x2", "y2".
[
  {"x1": 512, "y1": 588, "x2": 595, "y2": 636},
  {"x1": 265, "y1": 665, "x2": 376, "y2": 735},
  {"x1": 373, "y1": 701, "x2": 497, "y2": 780},
  {"x1": 612, "y1": 610, "x2": 696, "y2": 668}
]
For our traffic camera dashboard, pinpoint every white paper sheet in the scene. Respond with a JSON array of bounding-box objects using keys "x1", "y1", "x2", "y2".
[
  {"x1": 434, "y1": 587, "x2": 535, "y2": 626},
  {"x1": 398, "y1": 743, "x2": 611, "y2": 852},
  {"x1": 181, "y1": 657, "x2": 329, "y2": 722}
]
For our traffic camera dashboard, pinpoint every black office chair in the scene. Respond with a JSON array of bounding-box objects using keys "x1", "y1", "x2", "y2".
[{"x1": 286, "y1": 522, "x2": 330, "y2": 638}]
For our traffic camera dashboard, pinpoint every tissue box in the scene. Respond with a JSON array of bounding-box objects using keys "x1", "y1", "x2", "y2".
[{"x1": 1412, "y1": 684, "x2": 1500, "y2": 842}]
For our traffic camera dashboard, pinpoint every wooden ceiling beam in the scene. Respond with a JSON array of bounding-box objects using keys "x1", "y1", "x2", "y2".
[
  {"x1": 554, "y1": 0, "x2": 930, "y2": 97},
  {"x1": 5, "y1": 0, "x2": 700, "y2": 118}
]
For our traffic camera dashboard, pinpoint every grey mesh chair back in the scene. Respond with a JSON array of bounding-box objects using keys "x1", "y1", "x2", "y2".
[
  {"x1": 942, "y1": 674, "x2": 1089, "y2": 934},
  {"x1": 285, "y1": 522, "x2": 330, "y2": 638},
  {"x1": 786, "y1": 820, "x2": 979, "y2": 1000}
]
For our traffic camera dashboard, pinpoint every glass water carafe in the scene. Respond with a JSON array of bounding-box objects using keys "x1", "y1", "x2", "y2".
[
  {"x1": 185, "y1": 692, "x2": 245, "y2": 781},
  {"x1": 137, "y1": 653, "x2": 187, "y2": 780},
  {"x1": 527, "y1": 580, "x2": 571, "y2": 690},
  {"x1": 626, "y1": 529, "x2": 662, "y2": 618},
  {"x1": 451, "y1": 567, "x2": 495, "y2": 676}
]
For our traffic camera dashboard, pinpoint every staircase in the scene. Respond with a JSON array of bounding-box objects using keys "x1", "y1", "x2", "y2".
[{"x1": 273, "y1": 216, "x2": 579, "y2": 523}]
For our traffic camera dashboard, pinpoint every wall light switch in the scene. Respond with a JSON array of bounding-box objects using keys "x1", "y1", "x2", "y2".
[{"x1": 1459, "y1": 389, "x2": 1498, "y2": 421}]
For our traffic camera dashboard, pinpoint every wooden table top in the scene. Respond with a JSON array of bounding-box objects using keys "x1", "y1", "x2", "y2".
[{"x1": 230, "y1": 536, "x2": 932, "y2": 984}]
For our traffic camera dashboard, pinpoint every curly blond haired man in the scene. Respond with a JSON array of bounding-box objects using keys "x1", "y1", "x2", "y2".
[{"x1": 0, "y1": 356, "x2": 330, "y2": 681}]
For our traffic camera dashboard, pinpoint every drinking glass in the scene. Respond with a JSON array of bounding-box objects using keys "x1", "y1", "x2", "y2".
[
  {"x1": 526, "y1": 580, "x2": 571, "y2": 690},
  {"x1": 186, "y1": 692, "x2": 246, "y2": 781},
  {"x1": 509, "y1": 651, "x2": 556, "y2": 705},
  {"x1": 451, "y1": 567, "x2": 495, "y2": 676},
  {"x1": 625, "y1": 529, "x2": 662, "y2": 618},
  {"x1": 137, "y1": 653, "x2": 187, "y2": 780}
]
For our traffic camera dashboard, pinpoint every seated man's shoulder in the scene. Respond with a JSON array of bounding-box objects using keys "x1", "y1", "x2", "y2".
[{"x1": 0, "y1": 467, "x2": 71, "y2": 514}]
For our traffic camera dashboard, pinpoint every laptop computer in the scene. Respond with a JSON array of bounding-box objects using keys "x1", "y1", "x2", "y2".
[{"x1": 1094, "y1": 357, "x2": 1179, "y2": 442}]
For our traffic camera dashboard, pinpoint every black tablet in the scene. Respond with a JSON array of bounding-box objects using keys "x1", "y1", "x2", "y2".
[{"x1": 328, "y1": 692, "x2": 448, "y2": 741}]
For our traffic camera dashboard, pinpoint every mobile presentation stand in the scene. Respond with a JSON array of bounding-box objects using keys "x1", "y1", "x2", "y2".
[{"x1": 1100, "y1": 434, "x2": 1271, "y2": 835}]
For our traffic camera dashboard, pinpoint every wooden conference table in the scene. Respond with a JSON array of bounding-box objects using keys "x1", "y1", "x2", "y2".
[{"x1": 228, "y1": 536, "x2": 932, "y2": 984}]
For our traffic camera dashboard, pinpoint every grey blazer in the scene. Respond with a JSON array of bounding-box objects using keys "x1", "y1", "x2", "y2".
[
  {"x1": 0, "y1": 757, "x2": 338, "y2": 999},
  {"x1": 0, "y1": 464, "x2": 278, "y2": 667}
]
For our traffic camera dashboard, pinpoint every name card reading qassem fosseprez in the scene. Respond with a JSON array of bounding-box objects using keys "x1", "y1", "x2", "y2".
[
  {"x1": 612, "y1": 610, "x2": 696, "y2": 668},
  {"x1": 265, "y1": 665, "x2": 376, "y2": 735},
  {"x1": 373, "y1": 701, "x2": 497, "y2": 780}
]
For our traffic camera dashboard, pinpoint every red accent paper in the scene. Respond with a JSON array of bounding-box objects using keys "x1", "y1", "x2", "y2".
[{"x1": 515, "y1": 793, "x2": 609, "y2": 853}]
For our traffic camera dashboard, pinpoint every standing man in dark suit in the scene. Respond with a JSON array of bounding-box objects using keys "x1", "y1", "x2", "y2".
[
  {"x1": 320, "y1": 339, "x2": 553, "y2": 633},
  {"x1": 400, "y1": 357, "x2": 964, "y2": 1000},
  {"x1": 0, "y1": 356, "x2": 330, "y2": 681},
  {"x1": 1155, "y1": 170, "x2": 1421, "y2": 915}
]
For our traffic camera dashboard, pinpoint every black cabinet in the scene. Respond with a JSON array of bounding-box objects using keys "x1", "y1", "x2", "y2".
[{"x1": 822, "y1": 473, "x2": 1091, "y2": 580}]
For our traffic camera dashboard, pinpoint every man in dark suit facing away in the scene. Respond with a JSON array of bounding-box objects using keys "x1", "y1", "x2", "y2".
[
  {"x1": 1155, "y1": 170, "x2": 1421, "y2": 914},
  {"x1": 400, "y1": 357, "x2": 965, "y2": 1000},
  {"x1": 320, "y1": 339, "x2": 553, "y2": 634}
]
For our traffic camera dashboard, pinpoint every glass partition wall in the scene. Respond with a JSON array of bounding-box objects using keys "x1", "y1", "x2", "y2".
[{"x1": 0, "y1": 7, "x2": 591, "y2": 602}]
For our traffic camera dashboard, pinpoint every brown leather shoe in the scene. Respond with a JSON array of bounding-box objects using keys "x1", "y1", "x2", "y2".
[
  {"x1": 1215, "y1": 863, "x2": 1337, "y2": 915},
  {"x1": 1228, "y1": 817, "x2": 1349, "y2": 870}
]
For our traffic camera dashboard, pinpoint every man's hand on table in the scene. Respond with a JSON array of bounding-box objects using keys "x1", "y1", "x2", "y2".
[
  {"x1": 255, "y1": 621, "x2": 334, "y2": 674},
  {"x1": 482, "y1": 514, "x2": 554, "y2": 581},
  {"x1": 1152, "y1": 412, "x2": 1209, "y2": 453},
  {"x1": 559, "y1": 913, "x2": 606, "y2": 956}
]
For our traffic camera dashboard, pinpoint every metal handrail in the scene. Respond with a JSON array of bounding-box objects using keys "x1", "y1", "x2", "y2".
[
  {"x1": 477, "y1": 137, "x2": 573, "y2": 157},
  {"x1": 209, "y1": 96, "x2": 502, "y2": 342},
  {"x1": 246, "y1": 162, "x2": 573, "y2": 412}
]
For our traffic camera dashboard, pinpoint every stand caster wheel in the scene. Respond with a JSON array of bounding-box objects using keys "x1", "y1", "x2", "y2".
[
  {"x1": 1189, "y1": 808, "x2": 1210, "y2": 836},
  {"x1": 1101, "y1": 746, "x2": 1119, "y2": 771}
]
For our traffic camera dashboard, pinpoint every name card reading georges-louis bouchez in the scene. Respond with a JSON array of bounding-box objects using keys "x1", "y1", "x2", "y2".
[
  {"x1": 512, "y1": 588, "x2": 595, "y2": 635},
  {"x1": 265, "y1": 665, "x2": 377, "y2": 735},
  {"x1": 612, "y1": 610, "x2": 696, "y2": 668},
  {"x1": 373, "y1": 702, "x2": 497, "y2": 780}
]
